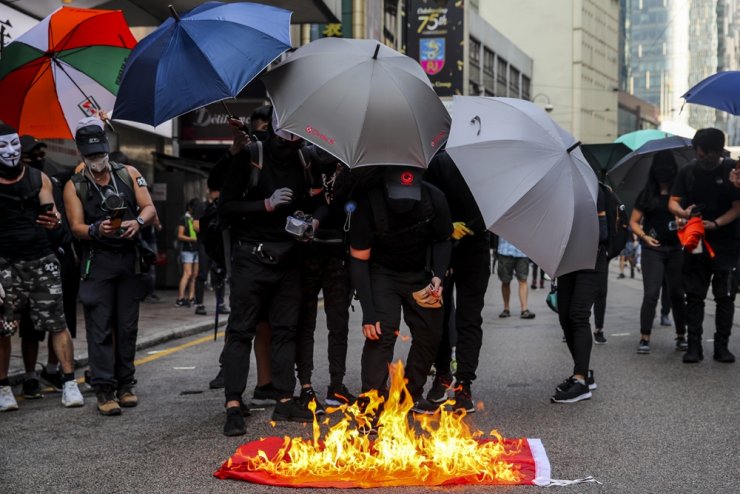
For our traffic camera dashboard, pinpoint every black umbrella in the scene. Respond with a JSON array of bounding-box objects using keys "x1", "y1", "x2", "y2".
[
  {"x1": 607, "y1": 136, "x2": 695, "y2": 213},
  {"x1": 581, "y1": 143, "x2": 632, "y2": 182}
]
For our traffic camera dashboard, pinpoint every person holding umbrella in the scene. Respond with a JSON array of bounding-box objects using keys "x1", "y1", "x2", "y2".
[
  {"x1": 349, "y1": 167, "x2": 453, "y2": 416},
  {"x1": 668, "y1": 128, "x2": 740, "y2": 364},
  {"x1": 628, "y1": 151, "x2": 687, "y2": 354}
]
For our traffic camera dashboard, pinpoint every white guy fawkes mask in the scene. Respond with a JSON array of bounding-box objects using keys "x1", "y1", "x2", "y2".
[{"x1": 0, "y1": 132, "x2": 21, "y2": 169}]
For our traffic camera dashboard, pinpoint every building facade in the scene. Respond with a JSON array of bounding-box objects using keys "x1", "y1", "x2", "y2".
[{"x1": 479, "y1": 0, "x2": 621, "y2": 143}]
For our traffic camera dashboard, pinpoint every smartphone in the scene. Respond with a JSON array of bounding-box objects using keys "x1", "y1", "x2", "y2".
[
  {"x1": 108, "y1": 207, "x2": 126, "y2": 229},
  {"x1": 38, "y1": 203, "x2": 54, "y2": 215}
]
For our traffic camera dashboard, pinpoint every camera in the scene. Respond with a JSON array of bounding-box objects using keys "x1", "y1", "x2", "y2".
[{"x1": 285, "y1": 211, "x2": 314, "y2": 240}]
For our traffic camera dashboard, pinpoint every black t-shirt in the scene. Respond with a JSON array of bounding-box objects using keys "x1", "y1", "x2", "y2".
[
  {"x1": 350, "y1": 183, "x2": 453, "y2": 272},
  {"x1": 671, "y1": 159, "x2": 740, "y2": 247},
  {"x1": 635, "y1": 193, "x2": 679, "y2": 247},
  {"x1": 178, "y1": 214, "x2": 198, "y2": 252}
]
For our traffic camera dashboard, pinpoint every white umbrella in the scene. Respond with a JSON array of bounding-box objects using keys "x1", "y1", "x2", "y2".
[{"x1": 446, "y1": 96, "x2": 599, "y2": 277}]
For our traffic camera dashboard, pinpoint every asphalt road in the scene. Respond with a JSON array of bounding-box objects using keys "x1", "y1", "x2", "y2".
[{"x1": 2, "y1": 268, "x2": 739, "y2": 493}]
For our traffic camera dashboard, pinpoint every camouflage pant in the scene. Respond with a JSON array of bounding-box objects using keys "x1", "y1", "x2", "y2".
[{"x1": 0, "y1": 254, "x2": 66, "y2": 337}]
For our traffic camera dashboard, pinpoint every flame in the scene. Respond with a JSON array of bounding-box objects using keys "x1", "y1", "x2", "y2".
[{"x1": 238, "y1": 361, "x2": 523, "y2": 487}]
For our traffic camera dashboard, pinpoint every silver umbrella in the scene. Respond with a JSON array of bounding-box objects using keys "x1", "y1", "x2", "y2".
[
  {"x1": 446, "y1": 96, "x2": 599, "y2": 277},
  {"x1": 261, "y1": 37, "x2": 450, "y2": 168}
]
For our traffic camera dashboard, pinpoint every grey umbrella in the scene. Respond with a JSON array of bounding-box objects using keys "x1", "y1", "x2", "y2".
[
  {"x1": 261, "y1": 37, "x2": 450, "y2": 168},
  {"x1": 607, "y1": 136, "x2": 694, "y2": 213}
]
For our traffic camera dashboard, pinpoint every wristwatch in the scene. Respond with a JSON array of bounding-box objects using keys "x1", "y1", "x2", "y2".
[{"x1": 136, "y1": 216, "x2": 145, "y2": 227}]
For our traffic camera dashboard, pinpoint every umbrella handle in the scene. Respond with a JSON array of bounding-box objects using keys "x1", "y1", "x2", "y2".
[{"x1": 470, "y1": 115, "x2": 481, "y2": 136}]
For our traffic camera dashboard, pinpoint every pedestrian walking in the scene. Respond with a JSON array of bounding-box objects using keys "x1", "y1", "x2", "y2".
[
  {"x1": 64, "y1": 117, "x2": 157, "y2": 415},
  {"x1": 496, "y1": 237, "x2": 536, "y2": 319},
  {"x1": 629, "y1": 151, "x2": 687, "y2": 354},
  {"x1": 668, "y1": 128, "x2": 740, "y2": 364},
  {"x1": 175, "y1": 198, "x2": 200, "y2": 308}
]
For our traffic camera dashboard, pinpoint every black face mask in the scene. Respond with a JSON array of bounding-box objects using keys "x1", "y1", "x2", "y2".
[
  {"x1": 0, "y1": 163, "x2": 23, "y2": 179},
  {"x1": 267, "y1": 137, "x2": 298, "y2": 164},
  {"x1": 652, "y1": 167, "x2": 675, "y2": 184},
  {"x1": 251, "y1": 130, "x2": 269, "y2": 142}
]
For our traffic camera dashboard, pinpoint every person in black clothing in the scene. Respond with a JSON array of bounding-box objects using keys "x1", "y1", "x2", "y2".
[
  {"x1": 193, "y1": 189, "x2": 228, "y2": 316},
  {"x1": 17, "y1": 136, "x2": 80, "y2": 397},
  {"x1": 669, "y1": 128, "x2": 740, "y2": 364},
  {"x1": 423, "y1": 151, "x2": 490, "y2": 413},
  {"x1": 0, "y1": 123, "x2": 84, "y2": 412},
  {"x1": 629, "y1": 151, "x2": 687, "y2": 354},
  {"x1": 294, "y1": 145, "x2": 355, "y2": 410},
  {"x1": 64, "y1": 117, "x2": 157, "y2": 415},
  {"x1": 219, "y1": 124, "x2": 323, "y2": 436},
  {"x1": 551, "y1": 188, "x2": 607, "y2": 404},
  {"x1": 350, "y1": 166, "x2": 453, "y2": 415}
]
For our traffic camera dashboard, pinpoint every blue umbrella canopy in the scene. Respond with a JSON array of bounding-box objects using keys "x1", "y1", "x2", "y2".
[
  {"x1": 682, "y1": 71, "x2": 740, "y2": 115},
  {"x1": 113, "y1": 1, "x2": 292, "y2": 126}
]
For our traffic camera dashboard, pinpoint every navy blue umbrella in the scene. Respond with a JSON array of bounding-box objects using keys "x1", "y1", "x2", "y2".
[
  {"x1": 682, "y1": 71, "x2": 740, "y2": 115},
  {"x1": 113, "y1": 1, "x2": 291, "y2": 126}
]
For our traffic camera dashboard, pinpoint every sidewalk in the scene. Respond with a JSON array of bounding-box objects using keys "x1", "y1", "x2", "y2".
[{"x1": 7, "y1": 289, "x2": 227, "y2": 384}]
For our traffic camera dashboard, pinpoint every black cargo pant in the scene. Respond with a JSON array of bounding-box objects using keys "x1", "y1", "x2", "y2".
[
  {"x1": 361, "y1": 265, "x2": 443, "y2": 400},
  {"x1": 640, "y1": 245, "x2": 685, "y2": 336},
  {"x1": 194, "y1": 243, "x2": 225, "y2": 307},
  {"x1": 683, "y1": 249, "x2": 736, "y2": 345},
  {"x1": 78, "y1": 249, "x2": 145, "y2": 389},
  {"x1": 296, "y1": 242, "x2": 352, "y2": 387},
  {"x1": 433, "y1": 236, "x2": 490, "y2": 383},
  {"x1": 222, "y1": 242, "x2": 301, "y2": 404},
  {"x1": 557, "y1": 249, "x2": 607, "y2": 377}
]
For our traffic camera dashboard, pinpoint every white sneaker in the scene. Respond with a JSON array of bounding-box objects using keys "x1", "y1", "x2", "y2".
[
  {"x1": 0, "y1": 385, "x2": 19, "y2": 412},
  {"x1": 62, "y1": 380, "x2": 84, "y2": 408}
]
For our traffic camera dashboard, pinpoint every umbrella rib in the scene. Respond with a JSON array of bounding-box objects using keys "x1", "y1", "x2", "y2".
[{"x1": 51, "y1": 58, "x2": 98, "y2": 110}]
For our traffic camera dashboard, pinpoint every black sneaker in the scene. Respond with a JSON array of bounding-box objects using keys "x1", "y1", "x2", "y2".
[
  {"x1": 593, "y1": 330, "x2": 607, "y2": 344},
  {"x1": 223, "y1": 406, "x2": 246, "y2": 436},
  {"x1": 411, "y1": 397, "x2": 440, "y2": 415},
  {"x1": 251, "y1": 383, "x2": 280, "y2": 406},
  {"x1": 453, "y1": 382, "x2": 475, "y2": 413},
  {"x1": 217, "y1": 304, "x2": 231, "y2": 314},
  {"x1": 326, "y1": 383, "x2": 357, "y2": 406},
  {"x1": 713, "y1": 346, "x2": 736, "y2": 363},
  {"x1": 272, "y1": 397, "x2": 314, "y2": 423},
  {"x1": 551, "y1": 378, "x2": 591, "y2": 403},
  {"x1": 426, "y1": 373, "x2": 452, "y2": 404},
  {"x1": 299, "y1": 386, "x2": 326, "y2": 415},
  {"x1": 660, "y1": 314, "x2": 672, "y2": 326},
  {"x1": 22, "y1": 378, "x2": 44, "y2": 399},
  {"x1": 675, "y1": 336, "x2": 688, "y2": 352},
  {"x1": 556, "y1": 370, "x2": 596, "y2": 392},
  {"x1": 175, "y1": 298, "x2": 190, "y2": 308},
  {"x1": 40, "y1": 366, "x2": 63, "y2": 391},
  {"x1": 637, "y1": 339, "x2": 651, "y2": 354},
  {"x1": 209, "y1": 368, "x2": 224, "y2": 389},
  {"x1": 194, "y1": 304, "x2": 207, "y2": 315},
  {"x1": 683, "y1": 345, "x2": 703, "y2": 363}
]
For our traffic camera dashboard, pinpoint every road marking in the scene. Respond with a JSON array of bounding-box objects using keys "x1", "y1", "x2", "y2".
[
  {"x1": 134, "y1": 331, "x2": 224, "y2": 366},
  {"x1": 173, "y1": 366, "x2": 196, "y2": 370},
  {"x1": 147, "y1": 350, "x2": 163, "y2": 355},
  {"x1": 610, "y1": 332, "x2": 631, "y2": 337}
]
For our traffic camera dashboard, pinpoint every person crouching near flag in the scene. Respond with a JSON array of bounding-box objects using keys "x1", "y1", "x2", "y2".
[{"x1": 349, "y1": 166, "x2": 453, "y2": 422}]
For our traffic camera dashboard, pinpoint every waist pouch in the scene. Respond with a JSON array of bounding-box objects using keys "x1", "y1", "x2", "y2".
[{"x1": 245, "y1": 240, "x2": 296, "y2": 265}]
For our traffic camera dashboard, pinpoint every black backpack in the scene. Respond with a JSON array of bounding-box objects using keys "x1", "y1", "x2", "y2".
[{"x1": 599, "y1": 182, "x2": 629, "y2": 260}]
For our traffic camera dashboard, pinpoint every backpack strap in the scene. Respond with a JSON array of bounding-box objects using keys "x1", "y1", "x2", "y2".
[
  {"x1": 368, "y1": 187, "x2": 389, "y2": 236},
  {"x1": 247, "y1": 141, "x2": 263, "y2": 190}
]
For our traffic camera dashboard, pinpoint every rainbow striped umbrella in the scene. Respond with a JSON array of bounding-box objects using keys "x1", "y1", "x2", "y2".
[{"x1": 0, "y1": 6, "x2": 136, "y2": 139}]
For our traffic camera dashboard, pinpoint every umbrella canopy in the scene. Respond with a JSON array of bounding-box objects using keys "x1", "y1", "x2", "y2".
[
  {"x1": 113, "y1": 1, "x2": 292, "y2": 126},
  {"x1": 262, "y1": 37, "x2": 450, "y2": 169},
  {"x1": 581, "y1": 142, "x2": 632, "y2": 182},
  {"x1": 614, "y1": 129, "x2": 673, "y2": 150},
  {"x1": 681, "y1": 71, "x2": 740, "y2": 115},
  {"x1": 607, "y1": 136, "x2": 694, "y2": 213},
  {"x1": 446, "y1": 96, "x2": 599, "y2": 277},
  {"x1": 0, "y1": 6, "x2": 136, "y2": 139}
]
